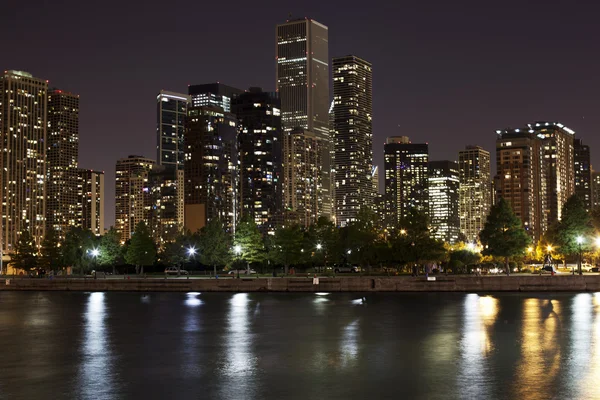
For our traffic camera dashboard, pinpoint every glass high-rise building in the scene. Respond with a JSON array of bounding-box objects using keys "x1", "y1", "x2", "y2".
[
  {"x1": 332, "y1": 55, "x2": 373, "y2": 227},
  {"x1": 145, "y1": 165, "x2": 182, "y2": 247},
  {"x1": 184, "y1": 106, "x2": 239, "y2": 233},
  {"x1": 47, "y1": 88, "x2": 80, "y2": 239},
  {"x1": 383, "y1": 136, "x2": 429, "y2": 230},
  {"x1": 156, "y1": 91, "x2": 189, "y2": 170},
  {"x1": 574, "y1": 138, "x2": 592, "y2": 212},
  {"x1": 429, "y1": 161, "x2": 460, "y2": 244},
  {"x1": 593, "y1": 171, "x2": 600, "y2": 209},
  {"x1": 276, "y1": 18, "x2": 331, "y2": 220},
  {"x1": 0, "y1": 70, "x2": 48, "y2": 254},
  {"x1": 115, "y1": 155, "x2": 156, "y2": 243},
  {"x1": 232, "y1": 88, "x2": 283, "y2": 234},
  {"x1": 458, "y1": 146, "x2": 491, "y2": 244},
  {"x1": 188, "y1": 83, "x2": 243, "y2": 112}
]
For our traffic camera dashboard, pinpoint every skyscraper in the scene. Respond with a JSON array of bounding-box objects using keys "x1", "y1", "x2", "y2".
[
  {"x1": 184, "y1": 106, "x2": 239, "y2": 233},
  {"x1": 574, "y1": 138, "x2": 592, "y2": 212},
  {"x1": 458, "y1": 146, "x2": 491, "y2": 243},
  {"x1": 593, "y1": 171, "x2": 600, "y2": 209},
  {"x1": 496, "y1": 129, "x2": 545, "y2": 241},
  {"x1": 78, "y1": 169, "x2": 105, "y2": 236},
  {"x1": 283, "y1": 128, "x2": 322, "y2": 227},
  {"x1": 188, "y1": 83, "x2": 243, "y2": 112},
  {"x1": 232, "y1": 88, "x2": 282, "y2": 234},
  {"x1": 276, "y1": 18, "x2": 331, "y2": 220},
  {"x1": 0, "y1": 70, "x2": 48, "y2": 254},
  {"x1": 46, "y1": 88, "x2": 80, "y2": 239},
  {"x1": 495, "y1": 122, "x2": 574, "y2": 241},
  {"x1": 383, "y1": 136, "x2": 429, "y2": 230},
  {"x1": 145, "y1": 165, "x2": 182, "y2": 247},
  {"x1": 156, "y1": 90, "x2": 189, "y2": 170},
  {"x1": 332, "y1": 55, "x2": 373, "y2": 227},
  {"x1": 429, "y1": 161, "x2": 460, "y2": 244},
  {"x1": 115, "y1": 155, "x2": 155, "y2": 243}
]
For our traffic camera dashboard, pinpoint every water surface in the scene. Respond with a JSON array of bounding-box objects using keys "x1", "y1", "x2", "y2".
[{"x1": 0, "y1": 291, "x2": 598, "y2": 399}]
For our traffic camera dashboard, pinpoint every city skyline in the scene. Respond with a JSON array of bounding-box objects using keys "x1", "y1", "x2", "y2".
[{"x1": 3, "y1": 1, "x2": 600, "y2": 228}]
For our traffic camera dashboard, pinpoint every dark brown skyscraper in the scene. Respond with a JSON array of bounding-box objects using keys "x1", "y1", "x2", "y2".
[
  {"x1": 332, "y1": 55, "x2": 373, "y2": 227},
  {"x1": 574, "y1": 138, "x2": 592, "y2": 212}
]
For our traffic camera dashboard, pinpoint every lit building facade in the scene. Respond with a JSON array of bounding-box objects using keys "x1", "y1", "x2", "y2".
[
  {"x1": 0, "y1": 70, "x2": 47, "y2": 253},
  {"x1": 188, "y1": 83, "x2": 243, "y2": 112},
  {"x1": 283, "y1": 128, "x2": 322, "y2": 227},
  {"x1": 145, "y1": 166, "x2": 182, "y2": 247},
  {"x1": 156, "y1": 91, "x2": 189, "y2": 170},
  {"x1": 276, "y1": 18, "x2": 332, "y2": 219},
  {"x1": 383, "y1": 136, "x2": 429, "y2": 230},
  {"x1": 593, "y1": 171, "x2": 600, "y2": 209},
  {"x1": 428, "y1": 161, "x2": 460, "y2": 244},
  {"x1": 46, "y1": 88, "x2": 80, "y2": 239},
  {"x1": 495, "y1": 122, "x2": 575, "y2": 241},
  {"x1": 574, "y1": 138, "x2": 592, "y2": 212},
  {"x1": 232, "y1": 88, "x2": 283, "y2": 234},
  {"x1": 458, "y1": 146, "x2": 491, "y2": 244},
  {"x1": 115, "y1": 155, "x2": 155, "y2": 243},
  {"x1": 332, "y1": 55, "x2": 373, "y2": 227},
  {"x1": 78, "y1": 169, "x2": 104, "y2": 236},
  {"x1": 185, "y1": 106, "x2": 238, "y2": 233}
]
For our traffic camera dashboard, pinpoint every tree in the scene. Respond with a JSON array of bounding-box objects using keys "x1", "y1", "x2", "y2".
[
  {"x1": 12, "y1": 230, "x2": 38, "y2": 273},
  {"x1": 125, "y1": 222, "x2": 156, "y2": 274},
  {"x1": 98, "y1": 228, "x2": 123, "y2": 274},
  {"x1": 199, "y1": 219, "x2": 231, "y2": 277},
  {"x1": 62, "y1": 227, "x2": 97, "y2": 274},
  {"x1": 449, "y1": 250, "x2": 481, "y2": 273},
  {"x1": 160, "y1": 231, "x2": 197, "y2": 274},
  {"x1": 39, "y1": 229, "x2": 63, "y2": 272},
  {"x1": 554, "y1": 195, "x2": 594, "y2": 267},
  {"x1": 233, "y1": 214, "x2": 265, "y2": 268},
  {"x1": 344, "y1": 207, "x2": 379, "y2": 272},
  {"x1": 270, "y1": 224, "x2": 304, "y2": 274},
  {"x1": 306, "y1": 217, "x2": 342, "y2": 267},
  {"x1": 479, "y1": 198, "x2": 530, "y2": 274}
]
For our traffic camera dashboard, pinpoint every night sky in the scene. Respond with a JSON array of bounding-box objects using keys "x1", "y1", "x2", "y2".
[{"x1": 2, "y1": 0, "x2": 599, "y2": 228}]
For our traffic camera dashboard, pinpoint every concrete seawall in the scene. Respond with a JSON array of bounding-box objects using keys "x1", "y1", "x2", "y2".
[{"x1": 2, "y1": 275, "x2": 600, "y2": 292}]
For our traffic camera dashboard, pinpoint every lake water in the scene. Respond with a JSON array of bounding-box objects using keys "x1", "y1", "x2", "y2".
[{"x1": 0, "y1": 291, "x2": 599, "y2": 399}]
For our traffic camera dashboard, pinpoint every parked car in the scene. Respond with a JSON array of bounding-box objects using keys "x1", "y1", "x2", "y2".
[
  {"x1": 539, "y1": 265, "x2": 559, "y2": 275},
  {"x1": 165, "y1": 267, "x2": 188, "y2": 275},
  {"x1": 582, "y1": 263, "x2": 593, "y2": 272},
  {"x1": 334, "y1": 265, "x2": 361, "y2": 273},
  {"x1": 228, "y1": 269, "x2": 257, "y2": 275}
]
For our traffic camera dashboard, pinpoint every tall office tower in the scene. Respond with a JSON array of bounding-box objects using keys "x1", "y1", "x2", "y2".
[
  {"x1": 332, "y1": 55, "x2": 373, "y2": 227},
  {"x1": 232, "y1": 88, "x2": 283, "y2": 234},
  {"x1": 145, "y1": 165, "x2": 181, "y2": 247},
  {"x1": 188, "y1": 83, "x2": 243, "y2": 112},
  {"x1": 428, "y1": 161, "x2": 460, "y2": 244},
  {"x1": 534, "y1": 122, "x2": 575, "y2": 224},
  {"x1": 156, "y1": 91, "x2": 189, "y2": 170},
  {"x1": 574, "y1": 138, "x2": 592, "y2": 212},
  {"x1": 185, "y1": 106, "x2": 239, "y2": 233},
  {"x1": 383, "y1": 136, "x2": 429, "y2": 230},
  {"x1": 495, "y1": 129, "x2": 546, "y2": 241},
  {"x1": 0, "y1": 70, "x2": 48, "y2": 254},
  {"x1": 78, "y1": 169, "x2": 105, "y2": 236},
  {"x1": 372, "y1": 166, "x2": 379, "y2": 195},
  {"x1": 458, "y1": 146, "x2": 492, "y2": 244},
  {"x1": 115, "y1": 155, "x2": 155, "y2": 243},
  {"x1": 283, "y1": 128, "x2": 323, "y2": 227},
  {"x1": 593, "y1": 171, "x2": 600, "y2": 209},
  {"x1": 46, "y1": 88, "x2": 80, "y2": 239},
  {"x1": 276, "y1": 18, "x2": 332, "y2": 220}
]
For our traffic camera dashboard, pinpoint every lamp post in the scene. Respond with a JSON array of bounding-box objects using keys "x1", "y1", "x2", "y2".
[
  {"x1": 234, "y1": 245, "x2": 242, "y2": 278},
  {"x1": 186, "y1": 246, "x2": 197, "y2": 277},
  {"x1": 576, "y1": 236, "x2": 584, "y2": 276},
  {"x1": 88, "y1": 248, "x2": 100, "y2": 278},
  {"x1": 546, "y1": 245, "x2": 553, "y2": 274}
]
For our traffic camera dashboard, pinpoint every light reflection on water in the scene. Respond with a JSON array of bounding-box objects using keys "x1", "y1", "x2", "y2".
[
  {"x1": 77, "y1": 292, "x2": 114, "y2": 400},
  {"x1": 5, "y1": 292, "x2": 600, "y2": 399}
]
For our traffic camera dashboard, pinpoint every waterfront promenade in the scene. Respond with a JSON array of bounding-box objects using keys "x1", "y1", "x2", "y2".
[{"x1": 2, "y1": 275, "x2": 600, "y2": 292}]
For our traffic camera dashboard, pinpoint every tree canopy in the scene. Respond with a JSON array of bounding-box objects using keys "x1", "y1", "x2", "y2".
[
  {"x1": 199, "y1": 219, "x2": 231, "y2": 276},
  {"x1": 554, "y1": 195, "x2": 594, "y2": 256},
  {"x1": 12, "y1": 230, "x2": 38, "y2": 272},
  {"x1": 125, "y1": 222, "x2": 156, "y2": 274},
  {"x1": 233, "y1": 214, "x2": 265, "y2": 265}
]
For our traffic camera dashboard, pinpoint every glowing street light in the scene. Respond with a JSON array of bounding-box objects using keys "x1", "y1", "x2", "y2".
[
  {"x1": 187, "y1": 247, "x2": 197, "y2": 257},
  {"x1": 316, "y1": 243, "x2": 323, "y2": 250},
  {"x1": 89, "y1": 248, "x2": 100, "y2": 258},
  {"x1": 596, "y1": 237, "x2": 600, "y2": 248},
  {"x1": 347, "y1": 249, "x2": 352, "y2": 255},
  {"x1": 547, "y1": 245, "x2": 553, "y2": 253},
  {"x1": 234, "y1": 245, "x2": 242, "y2": 255},
  {"x1": 400, "y1": 229, "x2": 407, "y2": 235},
  {"x1": 527, "y1": 246, "x2": 533, "y2": 254}
]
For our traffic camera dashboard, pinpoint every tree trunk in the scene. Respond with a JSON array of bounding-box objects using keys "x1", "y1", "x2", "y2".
[
  {"x1": 284, "y1": 264, "x2": 289, "y2": 275},
  {"x1": 505, "y1": 257, "x2": 510, "y2": 276},
  {"x1": 141, "y1": 265, "x2": 144, "y2": 275},
  {"x1": 112, "y1": 265, "x2": 116, "y2": 275},
  {"x1": 213, "y1": 264, "x2": 217, "y2": 278},
  {"x1": 135, "y1": 265, "x2": 140, "y2": 275}
]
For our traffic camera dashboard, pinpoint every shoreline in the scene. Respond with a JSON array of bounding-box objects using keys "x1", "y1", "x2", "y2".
[{"x1": 1, "y1": 275, "x2": 600, "y2": 292}]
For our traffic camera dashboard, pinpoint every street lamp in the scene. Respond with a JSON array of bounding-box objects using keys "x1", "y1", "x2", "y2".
[
  {"x1": 400, "y1": 229, "x2": 407, "y2": 236},
  {"x1": 316, "y1": 243, "x2": 322, "y2": 251},
  {"x1": 187, "y1": 247, "x2": 197, "y2": 258},
  {"x1": 90, "y1": 248, "x2": 100, "y2": 258},
  {"x1": 347, "y1": 249, "x2": 352, "y2": 255},
  {"x1": 576, "y1": 236, "x2": 584, "y2": 276},
  {"x1": 234, "y1": 245, "x2": 242, "y2": 256}
]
